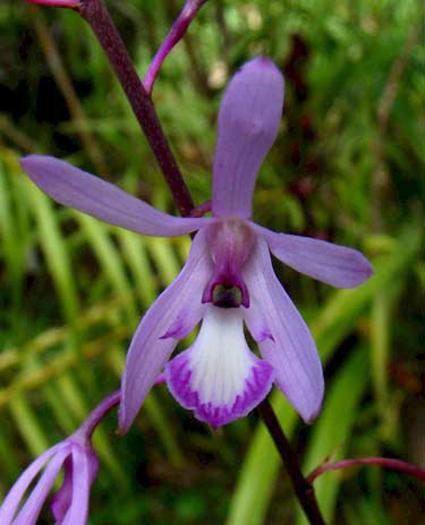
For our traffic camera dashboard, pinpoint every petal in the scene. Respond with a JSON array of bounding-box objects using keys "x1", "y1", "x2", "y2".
[
  {"x1": 119, "y1": 228, "x2": 212, "y2": 433},
  {"x1": 212, "y1": 57, "x2": 284, "y2": 219},
  {"x1": 60, "y1": 447, "x2": 91, "y2": 525},
  {"x1": 166, "y1": 306, "x2": 274, "y2": 427},
  {"x1": 257, "y1": 225, "x2": 373, "y2": 288},
  {"x1": 50, "y1": 457, "x2": 73, "y2": 522},
  {"x1": 243, "y1": 237, "x2": 324, "y2": 423},
  {"x1": 50, "y1": 443, "x2": 98, "y2": 524},
  {"x1": 12, "y1": 446, "x2": 71, "y2": 525},
  {"x1": 21, "y1": 155, "x2": 208, "y2": 237},
  {"x1": 0, "y1": 444, "x2": 62, "y2": 524}
]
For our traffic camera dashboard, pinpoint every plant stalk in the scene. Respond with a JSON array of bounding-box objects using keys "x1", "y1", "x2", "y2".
[
  {"x1": 78, "y1": 0, "x2": 194, "y2": 216},
  {"x1": 81, "y1": 390, "x2": 121, "y2": 438},
  {"x1": 308, "y1": 456, "x2": 425, "y2": 483},
  {"x1": 257, "y1": 398, "x2": 326, "y2": 525}
]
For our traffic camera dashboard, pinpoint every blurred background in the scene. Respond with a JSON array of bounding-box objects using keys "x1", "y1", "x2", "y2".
[{"x1": 0, "y1": 0, "x2": 424, "y2": 523}]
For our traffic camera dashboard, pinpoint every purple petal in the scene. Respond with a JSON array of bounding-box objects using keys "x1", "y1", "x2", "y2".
[
  {"x1": 12, "y1": 446, "x2": 71, "y2": 525},
  {"x1": 243, "y1": 237, "x2": 324, "y2": 423},
  {"x1": 51, "y1": 443, "x2": 98, "y2": 524},
  {"x1": 257, "y1": 226, "x2": 373, "y2": 288},
  {"x1": 166, "y1": 306, "x2": 274, "y2": 427},
  {"x1": 212, "y1": 57, "x2": 284, "y2": 219},
  {"x1": 0, "y1": 444, "x2": 63, "y2": 524},
  {"x1": 21, "y1": 155, "x2": 208, "y2": 237},
  {"x1": 50, "y1": 457, "x2": 73, "y2": 522},
  {"x1": 119, "y1": 228, "x2": 212, "y2": 433},
  {"x1": 60, "y1": 447, "x2": 91, "y2": 525}
]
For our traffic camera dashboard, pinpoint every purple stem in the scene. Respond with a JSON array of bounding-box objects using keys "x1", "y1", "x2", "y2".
[
  {"x1": 78, "y1": 372, "x2": 167, "y2": 439},
  {"x1": 257, "y1": 399, "x2": 326, "y2": 525},
  {"x1": 307, "y1": 457, "x2": 425, "y2": 484},
  {"x1": 27, "y1": 0, "x2": 80, "y2": 6},
  {"x1": 143, "y1": 0, "x2": 209, "y2": 94},
  {"x1": 189, "y1": 199, "x2": 211, "y2": 217},
  {"x1": 80, "y1": 390, "x2": 121, "y2": 439},
  {"x1": 77, "y1": 0, "x2": 194, "y2": 217}
]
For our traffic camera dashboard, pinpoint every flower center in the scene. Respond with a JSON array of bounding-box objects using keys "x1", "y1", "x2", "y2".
[
  {"x1": 212, "y1": 284, "x2": 243, "y2": 308},
  {"x1": 202, "y1": 218, "x2": 255, "y2": 308}
]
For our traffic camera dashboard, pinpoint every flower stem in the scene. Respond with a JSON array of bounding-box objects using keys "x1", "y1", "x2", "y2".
[
  {"x1": 143, "y1": 0, "x2": 209, "y2": 94},
  {"x1": 257, "y1": 398, "x2": 326, "y2": 525},
  {"x1": 307, "y1": 457, "x2": 425, "y2": 484},
  {"x1": 78, "y1": 0, "x2": 194, "y2": 216},
  {"x1": 81, "y1": 390, "x2": 121, "y2": 439}
]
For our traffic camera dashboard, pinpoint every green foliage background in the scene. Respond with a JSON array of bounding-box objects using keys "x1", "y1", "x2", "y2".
[{"x1": 0, "y1": 0, "x2": 424, "y2": 523}]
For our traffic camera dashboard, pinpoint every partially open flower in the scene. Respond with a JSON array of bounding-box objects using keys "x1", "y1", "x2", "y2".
[
  {"x1": 0, "y1": 390, "x2": 124, "y2": 525},
  {"x1": 0, "y1": 429, "x2": 98, "y2": 525}
]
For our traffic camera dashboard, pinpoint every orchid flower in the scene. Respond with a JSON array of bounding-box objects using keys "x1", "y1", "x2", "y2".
[
  {"x1": 0, "y1": 392, "x2": 120, "y2": 524},
  {"x1": 21, "y1": 57, "x2": 372, "y2": 430},
  {"x1": 0, "y1": 427, "x2": 98, "y2": 525}
]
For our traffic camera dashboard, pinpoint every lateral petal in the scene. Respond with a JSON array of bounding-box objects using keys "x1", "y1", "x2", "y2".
[
  {"x1": 212, "y1": 57, "x2": 284, "y2": 219},
  {"x1": 119, "y1": 229, "x2": 212, "y2": 433},
  {"x1": 257, "y1": 225, "x2": 373, "y2": 288},
  {"x1": 243, "y1": 237, "x2": 324, "y2": 423},
  {"x1": 21, "y1": 155, "x2": 208, "y2": 237}
]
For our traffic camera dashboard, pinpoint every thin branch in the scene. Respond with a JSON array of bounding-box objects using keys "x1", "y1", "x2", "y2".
[
  {"x1": 257, "y1": 399, "x2": 326, "y2": 525},
  {"x1": 189, "y1": 199, "x2": 211, "y2": 217},
  {"x1": 144, "y1": 0, "x2": 209, "y2": 94},
  {"x1": 307, "y1": 457, "x2": 425, "y2": 484},
  {"x1": 78, "y1": 0, "x2": 194, "y2": 216},
  {"x1": 81, "y1": 390, "x2": 120, "y2": 438}
]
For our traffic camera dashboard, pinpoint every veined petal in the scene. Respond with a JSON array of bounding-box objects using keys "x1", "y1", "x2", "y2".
[
  {"x1": 166, "y1": 306, "x2": 274, "y2": 427},
  {"x1": 119, "y1": 229, "x2": 212, "y2": 433},
  {"x1": 212, "y1": 57, "x2": 284, "y2": 219},
  {"x1": 243, "y1": 237, "x2": 324, "y2": 423},
  {"x1": 21, "y1": 155, "x2": 208, "y2": 237},
  {"x1": 60, "y1": 447, "x2": 91, "y2": 525},
  {"x1": 0, "y1": 445, "x2": 62, "y2": 524},
  {"x1": 257, "y1": 225, "x2": 373, "y2": 288},
  {"x1": 12, "y1": 446, "x2": 71, "y2": 525}
]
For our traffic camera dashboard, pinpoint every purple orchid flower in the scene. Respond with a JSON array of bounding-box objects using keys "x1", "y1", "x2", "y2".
[
  {"x1": 0, "y1": 392, "x2": 119, "y2": 524},
  {"x1": 0, "y1": 429, "x2": 98, "y2": 525},
  {"x1": 21, "y1": 57, "x2": 372, "y2": 430}
]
